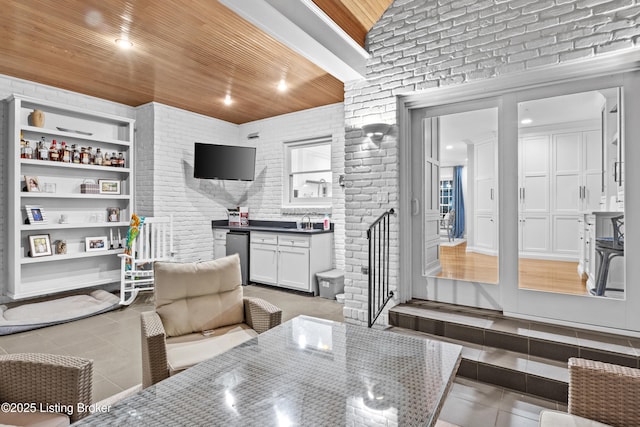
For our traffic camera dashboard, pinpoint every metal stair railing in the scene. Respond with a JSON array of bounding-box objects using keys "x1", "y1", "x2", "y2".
[{"x1": 367, "y1": 208, "x2": 395, "y2": 327}]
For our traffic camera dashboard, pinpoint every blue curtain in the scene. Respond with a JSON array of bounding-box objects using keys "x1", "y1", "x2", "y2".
[{"x1": 452, "y1": 166, "x2": 465, "y2": 239}]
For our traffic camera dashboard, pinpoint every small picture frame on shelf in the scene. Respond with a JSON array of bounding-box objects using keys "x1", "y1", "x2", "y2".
[
  {"x1": 107, "y1": 207, "x2": 121, "y2": 223},
  {"x1": 25, "y1": 205, "x2": 48, "y2": 224},
  {"x1": 24, "y1": 176, "x2": 41, "y2": 192},
  {"x1": 85, "y1": 236, "x2": 108, "y2": 252},
  {"x1": 28, "y1": 234, "x2": 52, "y2": 257},
  {"x1": 99, "y1": 179, "x2": 121, "y2": 195}
]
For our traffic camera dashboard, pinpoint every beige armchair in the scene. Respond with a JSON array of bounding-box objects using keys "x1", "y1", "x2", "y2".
[
  {"x1": 141, "y1": 254, "x2": 282, "y2": 388},
  {"x1": 539, "y1": 357, "x2": 640, "y2": 427},
  {"x1": 0, "y1": 353, "x2": 93, "y2": 425}
]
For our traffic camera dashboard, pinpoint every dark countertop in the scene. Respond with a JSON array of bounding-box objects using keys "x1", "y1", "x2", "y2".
[{"x1": 211, "y1": 219, "x2": 333, "y2": 234}]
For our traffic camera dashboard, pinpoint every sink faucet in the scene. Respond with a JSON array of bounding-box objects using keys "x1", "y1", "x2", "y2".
[{"x1": 301, "y1": 213, "x2": 312, "y2": 230}]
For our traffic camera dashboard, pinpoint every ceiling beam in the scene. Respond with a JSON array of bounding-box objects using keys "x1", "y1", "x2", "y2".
[{"x1": 218, "y1": 0, "x2": 369, "y2": 82}]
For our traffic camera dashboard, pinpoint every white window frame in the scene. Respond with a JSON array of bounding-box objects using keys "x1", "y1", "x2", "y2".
[{"x1": 283, "y1": 136, "x2": 332, "y2": 207}]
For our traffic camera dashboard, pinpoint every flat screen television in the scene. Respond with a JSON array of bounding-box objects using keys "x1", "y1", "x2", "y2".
[{"x1": 193, "y1": 143, "x2": 256, "y2": 181}]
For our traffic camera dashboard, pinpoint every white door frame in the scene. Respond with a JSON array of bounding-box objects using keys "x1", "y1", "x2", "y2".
[{"x1": 398, "y1": 50, "x2": 640, "y2": 334}]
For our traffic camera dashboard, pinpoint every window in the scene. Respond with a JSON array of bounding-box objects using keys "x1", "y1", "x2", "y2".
[
  {"x1": 284, "y1": 138, "x2": 332, "y2": 206},
  {"x1": 439, "y1": 179, "x2": 453, "y2": 216}
]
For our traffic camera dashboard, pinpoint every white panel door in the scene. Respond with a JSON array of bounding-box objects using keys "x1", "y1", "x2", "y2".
[
  {"x1": 553, "y1": 216, "x2": 580, "y2": 255},
  {"x1": 554, "y1": 133, "x2": 581, "y2": 173},
  {"x1": 583, "y1": 130, "x2": 602, "y2": 173},
  {"x1": 521, "y1": 136, "x2": 549, "y2": 175},
  {"x1": 249, "y1": 243, "x2": 278, "y2": 285},
  {"x1": 521, "y1": 215, "x2": 550, "y2": 253},
  {"x1": 555, "y1": 174, "x2": 581, "y2": 212},
  {"x1": 583, "y1": 172, "x2": 603, "y2": 211},
  {"x1": 277, "y1": 246, "x2": 310, "y2": 291},
  {"x1": 523, "y1": 175, "x2": 548, "y2": 212},
  {"x1": 475, "y1": 215, "x2": 495, "y2": 251}
]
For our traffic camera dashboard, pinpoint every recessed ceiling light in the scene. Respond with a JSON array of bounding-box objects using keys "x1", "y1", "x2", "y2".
[
  {"x1": 115, "y1": 38, "x2": 133, "y2": 49},
  {"x1": 521, "y1": 118, "x2": 532, "y2": 125},
  {"x1": 445, "y1": 145, "x2": 453, "y2": 150},
  {"x1": 277, "y1": 79, "x2": 287, "y2": 92},
  {"x1": 224, "y1": 94, "x2": 232, "y2": 105}
]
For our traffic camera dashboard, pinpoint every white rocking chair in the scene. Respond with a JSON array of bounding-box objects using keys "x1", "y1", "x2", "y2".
[{"x1": 118, "y1": 216, "x2": 175, "y2": 305}]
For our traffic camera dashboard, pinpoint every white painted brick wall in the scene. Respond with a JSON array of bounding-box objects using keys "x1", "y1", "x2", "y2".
[
  {"x1": 238, "y1": 104, "x2": 346, "y2": 270},
  {"x1": 343, "y1": 0, "x2": 640, "y2": 325},
  {"x1": 0, "y1": 74, "x2": 135, "y2": 296},
  {"x1": 142, "y1": 102, "x2": 346, "y2": 270}
]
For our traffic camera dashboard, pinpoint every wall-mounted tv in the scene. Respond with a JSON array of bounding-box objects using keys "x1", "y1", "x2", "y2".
[{"x1": 194, "y1": 143, "x2": 256, "y2": 181}]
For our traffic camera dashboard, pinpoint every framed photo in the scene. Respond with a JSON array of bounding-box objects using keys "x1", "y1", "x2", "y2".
[
  {"x1": 85, "y1": 236, "x2": 108, "y2": 252},
  {"x1": 99, "y1": 179, "x2": 121, "y2": 194},
  {"x1": 25, "y1": 205, "x2": 48, "y2": 224},
  {"x1": 25, "y1": 175, "x2": 41, "y2": 192},
  {"x1": 107, "y1": 207, "x2": 121, "y2": 222},
  {"x1": 28, "y1": 234, "x2": 52, "y2": 257}
]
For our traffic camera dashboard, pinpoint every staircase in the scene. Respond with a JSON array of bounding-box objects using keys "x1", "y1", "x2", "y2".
[{"x1": 389, "y1": 300, "x2": 640, "y2": 404}]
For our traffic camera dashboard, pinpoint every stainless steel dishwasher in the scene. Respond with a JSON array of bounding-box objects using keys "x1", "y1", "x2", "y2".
[{"x1": 226, "y1": 230, "x2": 250, "y2": 285}]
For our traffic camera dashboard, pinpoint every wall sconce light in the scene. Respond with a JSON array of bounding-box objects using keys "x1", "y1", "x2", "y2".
[
  {"x1": 362, "y1": 123, "x2": 391, "y2": 143},
  {"x1": 338, "y1": 174, "x2": 345, "y2": 187}
]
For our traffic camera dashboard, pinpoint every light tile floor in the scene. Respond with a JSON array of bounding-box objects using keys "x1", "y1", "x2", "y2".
[{"x1": 0, "y1": 284, "x2": 564, "y2": 426}]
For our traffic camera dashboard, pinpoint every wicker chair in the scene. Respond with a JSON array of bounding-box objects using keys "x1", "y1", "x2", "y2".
[
  {"x1": 539, "y1": 357, "x2": 640, "y2": 427},
  {"x1": 141, "y1": 254, "x2": 282, "y2": 388},
  {"x1": 0, "y1": 353, "x2": 92, "y2": 424}
]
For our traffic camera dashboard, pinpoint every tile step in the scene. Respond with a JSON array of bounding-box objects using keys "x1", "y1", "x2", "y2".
[
  {"x1": 389, "y1": 301, "x2": 640, "y2": 369},
  {"x1": 389, "y1": 326, "x2": 569, "y2": 402}
]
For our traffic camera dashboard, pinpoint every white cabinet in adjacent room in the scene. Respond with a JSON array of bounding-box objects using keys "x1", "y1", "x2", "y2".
[
  {"x1": 472, "y1": 139, "x2": 497, "y2": 255},
  {"x1": 518, "y1": 124, "x2": 601, "y2": 260}
]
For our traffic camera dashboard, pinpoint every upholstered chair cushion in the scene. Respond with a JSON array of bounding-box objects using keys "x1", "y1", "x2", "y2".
[{"x1": 154, "y1": 254, "x2": 244, "y2": 337}]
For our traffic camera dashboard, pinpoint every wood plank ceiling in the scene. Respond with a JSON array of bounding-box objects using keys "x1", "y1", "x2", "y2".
[{"x1": 0, "y1": 0, "x2": 391, "y2": 124}]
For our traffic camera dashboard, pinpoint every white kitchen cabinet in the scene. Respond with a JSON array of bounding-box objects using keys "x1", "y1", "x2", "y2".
[
  {"x1": 472, "y1": 139, "x2": 497, "y2": 255},
  {"x1": 250, "y1": 242, "x2": 278, "y2": 285},
  {"x1": 7, "y1": 95, "x2": 134, "y2": 299},
  {"x1": 518, "y1": 125, "x2": 601, "y2": 260},
  {"x1": 249, "y1": 231, "x2": 332, "y2": 294},
  {"x1": 213, "y1": 229, "x2": 228, "y2": 259}
]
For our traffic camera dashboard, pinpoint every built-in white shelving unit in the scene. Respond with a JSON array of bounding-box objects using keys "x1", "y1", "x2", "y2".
[{"x1": 7, "y1": 94, "x2": 135, "y2": 299}]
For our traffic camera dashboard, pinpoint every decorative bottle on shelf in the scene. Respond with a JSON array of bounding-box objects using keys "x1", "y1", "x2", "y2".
[
  {"x1": 87, "y1": 147, "x2": 95, "y2": 164},
  {"x1": 22, "y1": 140, "x2": 33, "y2": 159},
  {"x1": 95, "y1": 148, "x2": 103, "y2": 166},
  {"x1": 60, "y1": 141, "x2": 70, "y2": 163},
  {"x1": 118, "y1": 152, "x2": 125, "y2": 167},
  {"x1": 72, "y1": 144, "x2": 81, "y2": 163},
  {"x1": 37, "y1": 137, "x2": 49, "y2": 161},
  {"x1": 103, "y1": 151, "x2": 111, "y2": 166},
  {"x1": 80, "y1": 147, "x2": 90, "y2": 164},
  {"x1": 49, "y1": 140, "x2": 59, "y2": 161},
  {"x1": 111, "y1": 152, "x2": 117, "y2": 167}
]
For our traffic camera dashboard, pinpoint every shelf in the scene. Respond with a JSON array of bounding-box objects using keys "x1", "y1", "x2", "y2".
[
  {"x1": 20, "y1": 192, "x2": 131, "y2": 200},
  {"x1": 21, "y1": 222, "x2": 129, "y2": 231},
  {"x1": 21, "y1": 248, "x2": 124, "y2": 264},
  {"x1": 8, "y1": 271, "x2": 121, "y2": 300},
  {"x1": 20, "y1": 158, "x2": 131, "y2": 173},
  {"x1": 21, "y1": 125, "x2": 131, "y2": 147}
]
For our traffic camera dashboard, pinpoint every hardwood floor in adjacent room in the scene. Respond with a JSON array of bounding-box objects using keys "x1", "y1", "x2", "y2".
[{"x1": 437, "y1": 243, "x2": 588, "y2": 295}]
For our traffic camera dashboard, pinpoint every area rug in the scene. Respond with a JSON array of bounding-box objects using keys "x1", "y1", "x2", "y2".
[
  {"x1": 440, "y1": 238, "x2": 466, "y2": 247},
  {"x1": 0, "y1": 290, "x2": 120, "y2": 336}
]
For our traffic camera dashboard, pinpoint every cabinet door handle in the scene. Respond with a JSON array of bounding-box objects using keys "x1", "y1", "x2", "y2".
[{"x1": 490, "y1": 188, "x2": 494, "y2": 200}]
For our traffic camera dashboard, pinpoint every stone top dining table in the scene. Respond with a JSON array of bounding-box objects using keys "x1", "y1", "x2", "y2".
[{"x1": 77, "y1": 315, "x2": 462, "y2": 426}]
